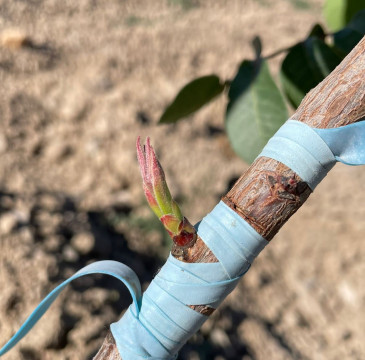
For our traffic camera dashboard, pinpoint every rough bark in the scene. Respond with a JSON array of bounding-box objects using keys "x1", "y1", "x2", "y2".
[
  {"x1": 93, "y1": 332, "x2": 120, "y2": 360},
  {"x1": 93, "y1": 36, "x2": 365, "y2": 360}
]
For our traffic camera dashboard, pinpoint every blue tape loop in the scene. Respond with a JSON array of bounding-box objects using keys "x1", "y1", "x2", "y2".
[
  {"x1": 0, "y1": 202, "x2": 268, "y2": 359},
  {"x1": 0, "y1": 261, "x2": 142, "y2": 357},
  {"x1": 258, "y1": 120, "x2": 365, "y2": 190},
  {"x1": 110, "y1": 201, "x2": 268, "y2": 359},
  {"x1": 2, "y1": 120, "x2": 364, "y2": 359}
]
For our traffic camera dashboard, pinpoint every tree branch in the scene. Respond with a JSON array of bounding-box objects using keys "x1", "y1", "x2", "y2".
[{"x1": 93, "y1": 36, "x2": 365, "y2": 360}]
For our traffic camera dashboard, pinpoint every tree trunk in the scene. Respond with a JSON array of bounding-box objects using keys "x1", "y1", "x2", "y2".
[{"x1": 93, "y1": 35, "x2": 365, "y2": 360}]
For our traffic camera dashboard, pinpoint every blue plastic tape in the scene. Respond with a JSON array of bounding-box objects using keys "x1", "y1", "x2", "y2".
[
  {"x1": 0, "y1": 202, "x2": 268, "y2": 359},
  {"x1": 2, "y1": 119, "x2": 365, "y2": 359},
  {"x1": 0, "y1": 261, "x2": 142, "y2": 357},
  {"x1": 259, "y1": 120, "x2": 365, "y2": 190},
  {"x1": 110, "y1": 201, "x2": 268, "y2": 359}
]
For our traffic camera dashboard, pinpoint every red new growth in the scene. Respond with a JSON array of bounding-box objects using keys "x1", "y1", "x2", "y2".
[{"x1": 136, "y1": 136, "x2": 196, "y2": 248}]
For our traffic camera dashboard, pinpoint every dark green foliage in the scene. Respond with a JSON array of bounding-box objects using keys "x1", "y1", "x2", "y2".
[
  {"x1": 159, "y1": 5, "x2": 364, "y2": 163},
  {"x1": 333, "y1": 10, "x2": 365, "y2": 54},
  {"x1": 309, "y1": 23, "x2": 326, "y2": 39},
  {"x1": 324, "y1": 0, "x2": 365, "y2": 31},
  {"x1": 280, "y1": 27, "x2": 343, "y2": 108},
  {"x1": 251, "y1": 36, "x2": 263, "y2": 58},
  {"x1": 159, "y1": 75, "x2": 225, "y2": 124},
  {"x1": 226, "y1": 60, "x2": 288, "y2": 164}
]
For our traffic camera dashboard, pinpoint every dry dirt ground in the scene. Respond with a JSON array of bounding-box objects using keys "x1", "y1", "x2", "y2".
[{"x1": 0, "y1": 1, "x2": 364, "y2": 359}]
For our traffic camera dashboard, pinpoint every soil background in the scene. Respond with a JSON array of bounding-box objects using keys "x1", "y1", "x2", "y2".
[{"x1": 0, "y1": 1, "x2": 364, "y2": 359}]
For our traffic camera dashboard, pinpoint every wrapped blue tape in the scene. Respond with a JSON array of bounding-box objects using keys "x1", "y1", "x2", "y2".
[
  {"x1": 0, "y1": 261, "x2": 142, "y2": 357},
  {"x1": 259, "y1": 120, "x2": 365, "y2": 190},
  {"x1": 2, "y1": 119, "x2": 364, "y2": 358},
  {"x1": 0, "y1": 202, "x2": 267, "y2": 359},
  {"x1": 110, "y1": 201, "x2": 268, "y2": 359}
]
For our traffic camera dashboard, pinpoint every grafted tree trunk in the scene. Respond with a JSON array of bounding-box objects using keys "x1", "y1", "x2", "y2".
[{"x1": 93, "y1": 36, "x2": 365, "y2": 360}]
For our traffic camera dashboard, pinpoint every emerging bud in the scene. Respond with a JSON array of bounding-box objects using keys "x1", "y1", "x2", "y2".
[{"x1": 136, "y1": 136, "x2": 196, "y2": 248}]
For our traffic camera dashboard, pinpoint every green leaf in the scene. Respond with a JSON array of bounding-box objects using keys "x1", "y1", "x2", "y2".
[
  {"x1": 159, "y1": 75, "x2": 225, "y2": 124},
  {"x1": 312, "y1": 39, "x2": 343, "y2": 76},
  {"x1": 347, "y1": 8, "x2": 365, "y2": 32},
  {"x1": 225, "y1": 59, "x2": 288, "y2": 164},
  {"x1": 251, "y1": 36, "x2": 262, "y2": 58},
  {"x1": 280, "y1": 37, "x2": 342, "y2": 108},
  {"x1": 324, "y1": 0, "x2": 365, "y2": 31},
  {"x1": 309, "y1": 24, "x2": 326, "y2": 39},
  {"x1": 324, "y1": 0, "x2": 347, "y2": 31},
  {"x1": 333, "y1": 9, "x2": 365, "y2": 54}
]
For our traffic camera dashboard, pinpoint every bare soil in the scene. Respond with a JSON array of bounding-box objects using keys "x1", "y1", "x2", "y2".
[{"x1": 0, "y1": 1, "x2": 364, "y2": 359}]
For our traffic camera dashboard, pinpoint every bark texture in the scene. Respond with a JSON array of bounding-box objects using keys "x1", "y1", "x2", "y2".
[
  {"x1": 93, "y1": 332, "x2": 120, "y2": 360},
  {"x1": 94, "y1": 36, "x2": 365, "y2": 360}
]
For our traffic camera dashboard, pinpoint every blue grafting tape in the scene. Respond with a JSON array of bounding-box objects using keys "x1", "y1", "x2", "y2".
[
  {"x1": 0, "y1": 261, "x2": 142, "y2": 357},
  {"x1": 258, "y1": 120, "x2": 365, "y2": 190},
  {"x1": 110, "y1": 201, "x2": 268, "y2": 359},
  {"x1": 6, "y1": 120, "x2": 364, "y2": 358},
  {"x1": 315, "y1": 122, "x2": 365, "y2": 166},
  {"x1": 0, "y1": 201, "x2": 267, "y2": 359}
]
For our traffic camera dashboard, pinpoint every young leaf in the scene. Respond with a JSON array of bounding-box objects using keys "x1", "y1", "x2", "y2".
[
  {"x1": 333, "y1": 9, "x2": 365, "y2": 54},
  {"x1": 136, "y1": 137, "x2": 197, "y2": 248},
  {"x1": 225, "y1": 59, "x2": 288, "y2": 164},
  {"x1": 159, "y1": 75, "x2": 225, "y2": 124},
  {"x1": 324, "y1": 0, "x2": 365, "y2": 31},
  {"x1": 280, "y1": 37, "x2": 342, "y2": 108}
]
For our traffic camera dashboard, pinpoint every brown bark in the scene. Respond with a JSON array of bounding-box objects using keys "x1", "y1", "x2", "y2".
[
  {"x1": 93, "y1": 332, "x2": 120, "y2": 360},
  {"x1": 93, "y1": 36, "x2": 365, "y2": 360}
]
